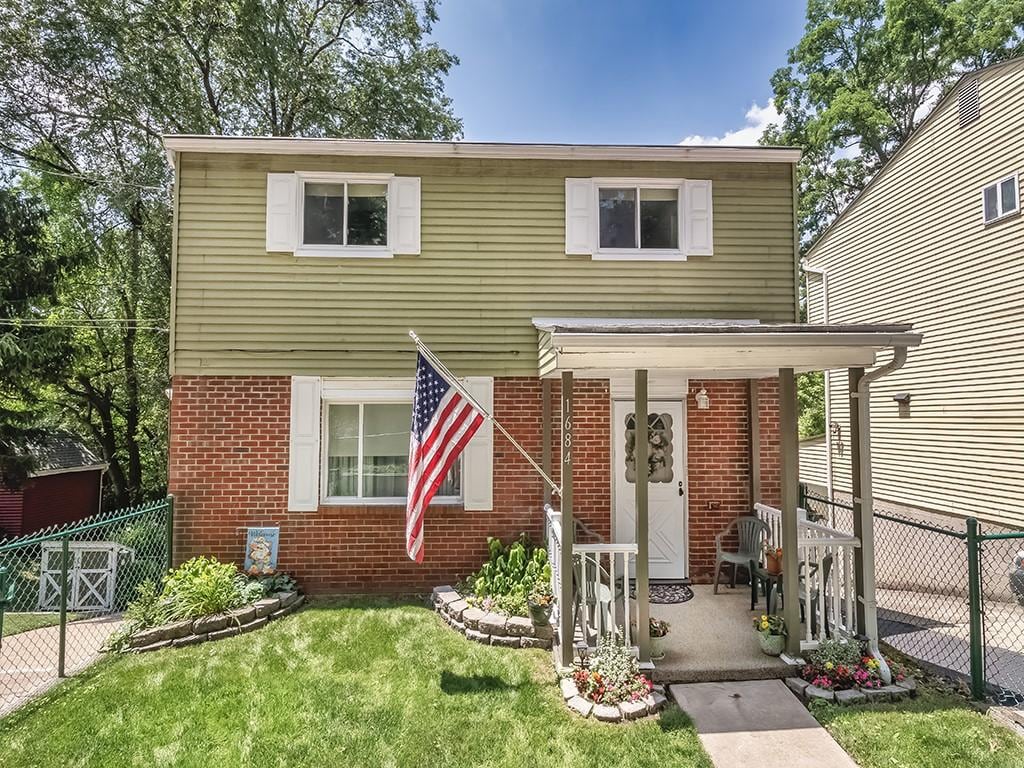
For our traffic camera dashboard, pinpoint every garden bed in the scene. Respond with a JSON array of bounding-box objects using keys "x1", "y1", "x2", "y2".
[
  {"x1": 786, "y1": 675, "x2": 917, "y2": 705},
  {"x1": 432, "y1": 585, "x2": 553, "y2": 650},
  {"x1": 560, "y1": 677, "x2": 668, "y2": 722},
  {"x1": 124, "y1": 590, "x2": 304, "y2": 652}
]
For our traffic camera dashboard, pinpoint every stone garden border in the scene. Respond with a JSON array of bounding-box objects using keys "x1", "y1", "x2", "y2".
[
  {"x1": 124, "y1": 591, "x2": 304, "y2": 653},
  {"x1": 786, "y1": 675, "x2": 917, "y2": 705},
  {"x1": 431, "y1": 585, "x2": 554, "y2": 650},
  {"x1": 560, "y1": 678, "x2": 669, "y2": 722}
]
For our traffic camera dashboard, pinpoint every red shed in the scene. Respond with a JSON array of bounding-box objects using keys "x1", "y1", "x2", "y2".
[{"x1": 0, "y1": 436, "x2": 107, "y2": 539}]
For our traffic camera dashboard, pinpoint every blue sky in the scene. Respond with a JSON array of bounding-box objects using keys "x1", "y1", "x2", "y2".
[{"x1": 431, "y1": 1, "x2": 807, "y2": 145}]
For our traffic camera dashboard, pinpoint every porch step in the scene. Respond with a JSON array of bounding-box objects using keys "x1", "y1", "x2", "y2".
[{"x1": 652, "y1": 660, "x2": 792, "y2": 685}]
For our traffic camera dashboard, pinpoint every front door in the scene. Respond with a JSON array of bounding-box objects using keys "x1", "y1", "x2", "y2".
[{"x1": 613, "y1": 400, "x2": 687, "y2": 580}]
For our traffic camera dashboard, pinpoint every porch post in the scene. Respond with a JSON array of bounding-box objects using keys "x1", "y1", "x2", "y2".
[
  {"x1": 542, "y1": 379, "x2": 553, "y2": 507},
  {"x1": 635, "y1": 369, "x2": 651, "y2": 664},
  {"x1": 779, "y1": 368, "x2": 801, "y2": 655},
  {"x1": 558, "y1": 371, "x2": 575, "y2": 669},
  {"x1": 848, "y1": 367, "x2": 878, "y2": 646}
]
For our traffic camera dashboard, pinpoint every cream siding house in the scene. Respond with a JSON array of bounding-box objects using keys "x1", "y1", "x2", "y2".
[{"x1": 802, "y1": 58, "x2": 1024, "y2": 529}]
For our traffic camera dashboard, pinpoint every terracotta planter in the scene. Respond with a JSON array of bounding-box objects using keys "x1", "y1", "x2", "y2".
[
  {"x1": 765, "y1": 553, "x2": 782, "y2": 575},
  {"x1": 757, "y1": 631, "x2": 785, "y2": 656}
]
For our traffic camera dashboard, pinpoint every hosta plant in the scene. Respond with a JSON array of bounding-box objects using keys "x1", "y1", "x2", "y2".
[{"x1": 466, "y1": 534, "x2": 551, "y2": 617}]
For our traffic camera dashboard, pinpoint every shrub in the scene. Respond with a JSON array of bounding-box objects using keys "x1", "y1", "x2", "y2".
[
  {"x1": 162, "y1": 556, "x2": 244, "y2": 619},
  {"x1": 466, "y1": 534, "x2": 551, "y2": 617},
  {"x1": 124, "y1": 580, "x2": 169, "y2": 627},
  {"x1": 571, "y1": 640, "x2": 653, "y2": 705}
]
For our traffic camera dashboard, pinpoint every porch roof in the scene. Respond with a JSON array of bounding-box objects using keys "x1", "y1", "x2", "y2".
[{"x1": 532, "y1": 317, "x2": 922, "y2": 377}]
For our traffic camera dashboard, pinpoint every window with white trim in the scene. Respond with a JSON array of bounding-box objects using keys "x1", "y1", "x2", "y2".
[
  {"x1": 323, "y1": 401, "x2": 460, "y2": 503},
  {"x1": 599, "y1": 185, "x2": 679, "y2": 250},
  {"x1": 982, "y1": 174, "x2": 1019, "y2": 224},
  {"x1": 299, "y1": 173, "x2": 392, "y2": 257}
]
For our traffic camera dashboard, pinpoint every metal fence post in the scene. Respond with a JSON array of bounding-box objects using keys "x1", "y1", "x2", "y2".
[
  {"x1": 0, "y1": 565, "x2": 9, "y2": 647},
  {"x1": 966, "y1": 517, "x2": 985, "y2": 699},
  {"x1": 164, "y1": 495, "x2": 175, "y2": 572},
  {"x1": 58, "y1": 535, "x2": 70, "y2": 678}
]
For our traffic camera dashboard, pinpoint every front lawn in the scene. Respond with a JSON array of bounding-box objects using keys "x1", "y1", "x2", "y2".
[
  {"x1": 813, "y1": 688, "x2": 1024, "y2": 768},
  {"x1": 0, "y1": 598, "x2": 713, "y2": 768}
]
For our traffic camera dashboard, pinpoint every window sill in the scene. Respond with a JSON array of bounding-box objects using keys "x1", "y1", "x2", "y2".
[
  {"x1": 295, "y1": 247, "x2": 394, "y2": 259},
  {"x1": 320, "y1": 497, "x2": 463, "y2": 507},
  {"x1": 983, "y1": 208, "x2": 1020, "y2": 226},
  {"x1": 591, "y1": 249, "x2": 687, "y2": 262}
]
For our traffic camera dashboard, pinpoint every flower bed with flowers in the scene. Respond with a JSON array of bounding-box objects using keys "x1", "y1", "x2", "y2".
[
  {"x1": 788, "y1": 638, "x2": 915, "y2": 705},
  {"x1": 560, "y1": 642, "x2": 668, "y2": 722}
]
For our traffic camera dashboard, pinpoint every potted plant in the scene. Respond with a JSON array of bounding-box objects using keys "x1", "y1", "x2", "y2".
[
  {"x1": 527, "y1": 580, "x2": 555, "y2": 626},
  {"x1": 763, "y1": 543, "x2": 783, "y2": 575},
  {"x1": 649, "y1": 617, "x2": 670, "y2": 660},
  {"x1": 752, "y1": 613, "x2": 786, "y2": 656}
]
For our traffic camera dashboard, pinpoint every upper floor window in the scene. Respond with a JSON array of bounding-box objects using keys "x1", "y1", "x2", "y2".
[
  {"x1": 565, "y1": 177, "x2": 712, "y2": 260},
  {"x1": 982, "y1": 174, "x2": 1019, "y2": 224},
  {"x1": 303, "y1": 181, "x2": 388, "y2": 248}
]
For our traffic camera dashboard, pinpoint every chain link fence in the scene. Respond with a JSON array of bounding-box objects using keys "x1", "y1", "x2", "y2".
[
  {"x1": 801, "y1": 486, "x2": 1024, "y2": 707},
  {"x1": 0, "y1": 497, "x2": 172, "y2": 716}
]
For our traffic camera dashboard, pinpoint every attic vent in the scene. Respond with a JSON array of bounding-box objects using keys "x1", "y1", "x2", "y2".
[{"x1": 958, "y1": 78, "x2": 980, "y2": 127}]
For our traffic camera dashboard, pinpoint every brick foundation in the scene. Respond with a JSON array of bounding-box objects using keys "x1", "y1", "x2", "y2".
[{"x1": 168, "y1": 375, "x2": 780, "y2": 593}]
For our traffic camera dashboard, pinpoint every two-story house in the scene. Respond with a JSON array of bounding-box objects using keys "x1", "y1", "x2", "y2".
[
  {"x1": 163, "y1": 135, "x2": 919, "y2": 664},
  {"x1": 801, "y1": 57, "x2": 1024, "y2": 532}
]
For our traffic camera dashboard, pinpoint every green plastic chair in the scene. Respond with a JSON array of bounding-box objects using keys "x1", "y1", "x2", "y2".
[{"x1": 714, "y1": 516, "x2": 770, "y2": 593}]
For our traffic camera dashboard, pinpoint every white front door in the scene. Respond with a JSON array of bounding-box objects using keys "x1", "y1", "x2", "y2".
[{"x1": 613, "y1": 400, "x2": 687, "y2": 580}]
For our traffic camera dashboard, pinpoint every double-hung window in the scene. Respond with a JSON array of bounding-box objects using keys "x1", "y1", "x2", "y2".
[
  {"x1": 982, "y1": 174, "x2": 1019, "y2": 224},
  {"x1": 323, "y1": 400, "x2": 460, "y2": 504}
]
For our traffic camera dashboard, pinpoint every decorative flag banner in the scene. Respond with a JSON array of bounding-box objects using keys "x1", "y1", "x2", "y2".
[
  {"x1": 406, "y1": 352, "x2": 485, "y2": 562},
  {"x1": 244, "y1": 527, "x2": 280, "y2": 576}
]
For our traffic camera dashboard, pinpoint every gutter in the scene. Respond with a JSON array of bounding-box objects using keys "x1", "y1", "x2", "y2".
[{"x1": 854, "y1": 346, "x2": 910, "y2": 680}]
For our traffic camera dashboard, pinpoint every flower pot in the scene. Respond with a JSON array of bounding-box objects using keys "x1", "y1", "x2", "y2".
[
  {"x1": 650, "y1": 634, "x2": 667, "y2": 660},
  {"x1": 757, "y1": 631, "x2": 785, "y2": 656},
  {"x1": 528, "y1": 601, "x2": 552, "y2": 626},
  {"x1": 765, "y1": 553, "x2": 782, "y2": 576}
]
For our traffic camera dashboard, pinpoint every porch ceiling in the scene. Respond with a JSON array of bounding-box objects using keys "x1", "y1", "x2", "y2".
[{"x1": 533, "y1": 317, "x2": 922, "y2": 378}]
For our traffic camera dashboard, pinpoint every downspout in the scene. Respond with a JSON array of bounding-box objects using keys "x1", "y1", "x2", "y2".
[
  {"x1": 803, "y1": 264, "x2": 834, "y2": 503},
  {"x1": 856, "y1": 345, "x2": 909, "y2": 682}
]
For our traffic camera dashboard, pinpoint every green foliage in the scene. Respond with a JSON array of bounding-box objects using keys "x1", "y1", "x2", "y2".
[
  {"x1": 808, "y1": 638, "x2": 864, "y2": 669},
  {"x1": 767, "y1": 0, "x2": 1024, "y2": 245},
  {"x1": 468, "y1": 534, "x2": 551, "y2": 616},
  {"x1": 236, "y1": 576, "x2": 266, "y2": 605},
  {"x1": 161, "y1": 556, "x2": 244, "y2": 620},
  {"x1": 572, "y1": 640, "x2": 653, "y2": 705},
  {"x1": 0, "y1": 0, "x2": 462, "y2": 504},
  {"x1": 123, "y1": 580, "x2": 169, "y2": 628},
  {"x1": 797, "y1": 372, "x2": 826, "y2": 439},
  {"x1": 257, "y1": 571, "x2": 298, "y2": 595}
]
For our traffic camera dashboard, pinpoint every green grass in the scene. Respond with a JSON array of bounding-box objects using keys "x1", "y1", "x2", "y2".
[
  {"x1": 1, "y1": 612, "x2": 85, "y2": 637},
  {"x1": 0, "y1": 599, "x2": 713, "y2": 768},
  {"x1": 813, "y1": 688, "x2": 1024, "y2": 768}
]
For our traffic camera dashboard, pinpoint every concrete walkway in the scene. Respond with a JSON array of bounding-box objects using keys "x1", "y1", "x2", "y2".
[
  {"x1": 671, "y1": 680, "x2": 858, "y2": 768},
  {"x1": 1, "y1": 614, "x2": 122, "y2": 717}
]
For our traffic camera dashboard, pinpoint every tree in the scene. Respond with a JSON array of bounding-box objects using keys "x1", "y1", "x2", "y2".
[
  {"x1": 0, "y1": 0, "x2": 461, "y2": 505},
  {"x1": 768, "y1": 0, "x2": 1024, "y2": 244}
]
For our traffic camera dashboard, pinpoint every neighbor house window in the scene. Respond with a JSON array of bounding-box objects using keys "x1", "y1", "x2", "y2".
[
  {"x1": 982, "y1": 174, "x2": 1019, "y2": 224},
  {"x1": 298, "y1": 174, "x2": 392, "y2": 255},
  {"x1": 323, "y1": 401, "x2": 460, "y2": 502},
  {"x1": 598, "y1": 185, "x2": 680, "y2": 251}
]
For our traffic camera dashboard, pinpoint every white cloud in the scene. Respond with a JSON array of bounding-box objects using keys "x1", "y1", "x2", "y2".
[{"x1": 679, "y1": 101, "x2": 781, "y2": 146}]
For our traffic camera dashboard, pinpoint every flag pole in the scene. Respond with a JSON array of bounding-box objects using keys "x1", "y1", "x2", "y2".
[{"x1": 409, "y1": 330, "x2": 562, "y2": 497}]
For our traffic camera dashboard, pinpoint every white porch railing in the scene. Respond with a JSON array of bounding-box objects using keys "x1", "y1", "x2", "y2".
[
  {"x1": 572, "y1": 542, "x2": 638, "y2": 651},
  {"x1": 755, "y1": 502, "x2": 861, "y2": 650},
  {"x1": 544, "y1": 504, "x2": 562, "y2": 624}
]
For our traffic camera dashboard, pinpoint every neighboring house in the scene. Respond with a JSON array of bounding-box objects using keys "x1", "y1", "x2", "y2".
[
  {"x1": 802, "y1": 57, "x2": 1024, "y2": 530},
  {"x1": 163, "y1": 134, "x2": 919, "y2": 662},
  {"x1": 0, "y1": 435, "x2": 107, "y2": 538}
]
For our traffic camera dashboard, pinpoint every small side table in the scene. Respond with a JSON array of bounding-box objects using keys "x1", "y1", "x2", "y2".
[{"x1": 749, "y1": 559, "x2": 783, "y2": 614}]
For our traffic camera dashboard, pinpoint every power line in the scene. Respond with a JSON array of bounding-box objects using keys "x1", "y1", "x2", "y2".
[{"x1": 0, "y1": 161, "x2": 167, "y2": 192}]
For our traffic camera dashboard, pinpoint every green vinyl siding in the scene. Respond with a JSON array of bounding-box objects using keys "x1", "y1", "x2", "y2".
[{"x1": 172, "y1": 153, "x2": 798, "y2": 377}]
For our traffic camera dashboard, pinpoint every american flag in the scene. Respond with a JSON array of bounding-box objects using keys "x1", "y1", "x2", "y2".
[{"x1": 406, "y1": 352, "x2": 485, "y2": 562}]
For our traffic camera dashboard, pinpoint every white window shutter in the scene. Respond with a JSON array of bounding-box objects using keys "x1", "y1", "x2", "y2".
[
  {"x1": 266, "y1": 173, "x2": 298, "y2": 252},
  {"x1": 565, "y1": 178, "x2": 595, "y2": 254},
  {"x1": 288, "y1": 376, "x2": 321, "y2": 512},
  {"x1": 461, "y1": 377, "x2": 493, "y2": 510},
  {"x1": 389, "y1": 176, "x2": 421, "y2": 254},
  {"x1": 683, "y1": 180, "x2": 713, "y2": 255}
]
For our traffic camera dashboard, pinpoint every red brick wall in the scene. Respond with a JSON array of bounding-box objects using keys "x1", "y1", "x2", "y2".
[
  {"x1": 168, "y1": 375, "x2": 781, "y2": 593},
  {"x1": 168, "y1": 376, "x2": 610, "y2": 594}
]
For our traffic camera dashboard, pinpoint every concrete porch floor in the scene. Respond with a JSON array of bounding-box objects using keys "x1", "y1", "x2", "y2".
[{"x1": 650, "y1": 584, "x2": 793, "y2": 684}]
